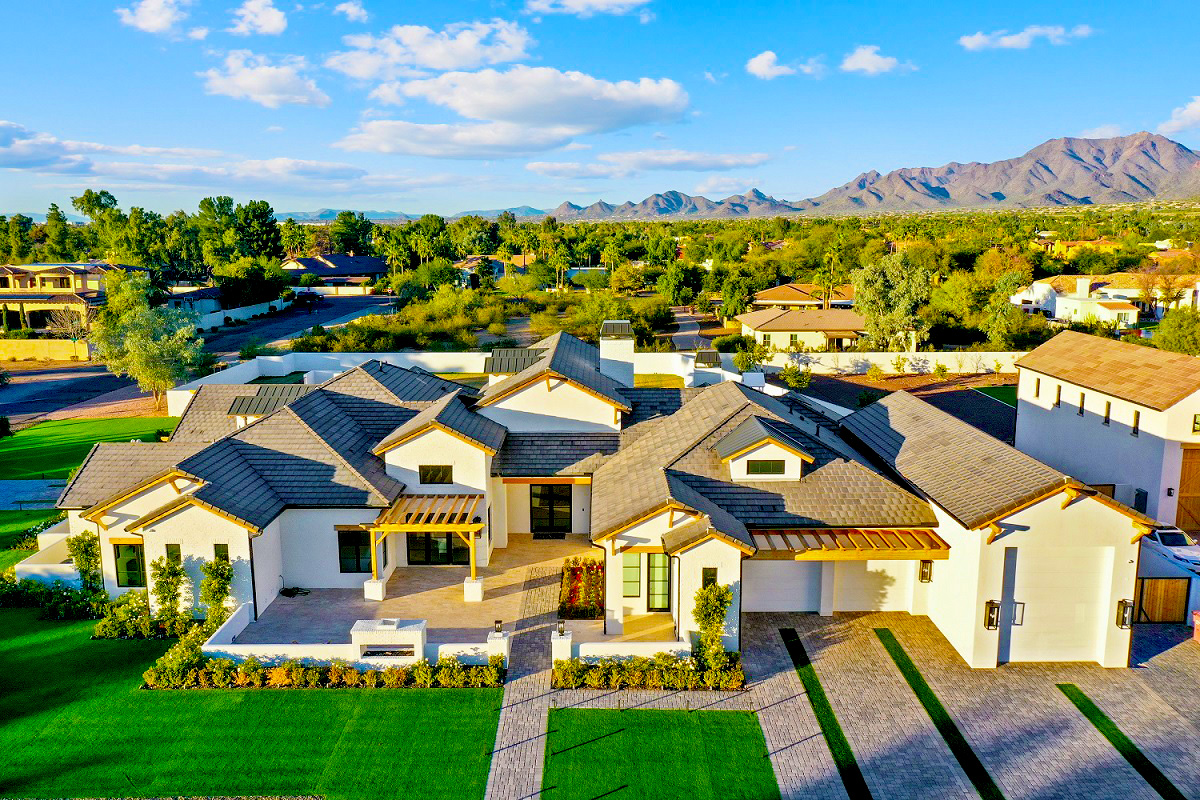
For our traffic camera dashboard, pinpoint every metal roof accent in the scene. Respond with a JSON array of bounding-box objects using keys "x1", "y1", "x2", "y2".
[
  {"x1": 227, "y1": 384, "x2": 315, "y2": 416},
  {"x1": 695, "y1": 349, "x2": 722, "y2": 367},
  {"x1": 599, "y1": 320, "x2": 633, "y2": 337},
  {"x1": 484, "y1": 347, "x2": 544, "y2": 373}
]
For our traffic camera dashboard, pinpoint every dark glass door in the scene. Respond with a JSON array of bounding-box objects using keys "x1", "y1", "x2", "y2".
[
  {"x1": 647, "y1": 553, "x2": 670, "y2": 612},
  {"x1": 531, "y1": 484, "x2": 572, "y2": 538},
  {"x1": 406, "y1": 533, "x2": 470, "y2": 565}
]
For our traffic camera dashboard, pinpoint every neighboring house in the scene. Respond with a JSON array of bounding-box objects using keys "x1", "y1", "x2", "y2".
[
  {"x1": 752, "y1": 282, "x2": 855, "y2": 310},
  {"x1": 0, "y1": 261, "x2": 146, "y2": 330},
  {"x1": 453, "y1": 255, "x2": 506, "y2": 286},
  {"x1": 281, "y1": 254, "x2": 389, "y2": 286},
  {"x1": 1147, "y1": 249, "x2": 1198, "y2": 267},
  {"x1": 1014, "y1": 331, "x2": 1200, "y2": 529},
  {"x1": 52, "y1": 324, "x2": 1157, "y2": 667},
  {"x1": 736, "y1": 307, "x2": 866, "y2": 351},
  {"x1": 164, "y1": 286, "x2": 223, "y2": 316},
  {"x1": 1034, "y1": 239, "x2": 1124, "y2": 259},
  {"x1": 1011, "y1": 273, "x2": 1200, "y2": 324}
]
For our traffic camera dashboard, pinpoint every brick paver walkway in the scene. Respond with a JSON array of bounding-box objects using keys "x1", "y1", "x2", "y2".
[{"x1": 484, "y1": 565, "x2": 559, "y2": 800}]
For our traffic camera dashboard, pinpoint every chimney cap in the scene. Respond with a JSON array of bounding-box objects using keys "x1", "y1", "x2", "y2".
[{"x1": 600, "y1": 320, "x2": 633, "y2": 338}]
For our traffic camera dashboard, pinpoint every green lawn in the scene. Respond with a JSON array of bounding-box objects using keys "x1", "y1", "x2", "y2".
[
  {"x1": 975, "y1": 385, "x2": 1017, "y2": 408},
  {"x1": 0, "y1": 610, "x2": 502, "y2": 799},
  {"x1": 0, "y1": 417, "x2": 179, "y2": 480},
  {"x1": 543, "y1": 708, "x2": 779, "y2": 799},
  {"x1": 634, "y1": 373, "x2": 686, "y2": 388},
  {"x1": 0, "y1": 510, "x2": 62, "y2": 572}
]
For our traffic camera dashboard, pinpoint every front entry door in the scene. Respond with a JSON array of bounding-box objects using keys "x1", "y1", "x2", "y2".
[
  {"x1": 647, "y1": 553, "x2": 670, "y2": 611},
  {"x1": 531, "y1": 484, "x2": 572, "y2": 539},
  {"x1": 1176, "y1": 449, "x2": 1200, "y2": 532}
]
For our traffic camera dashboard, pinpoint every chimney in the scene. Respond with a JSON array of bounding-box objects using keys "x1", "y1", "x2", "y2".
[
  {"x1": 1075, "y1": 277, "x2": 1091, "y2": 298},
  {"x1": 598, "y1": 320, "x2": 635, "y2": 387}
]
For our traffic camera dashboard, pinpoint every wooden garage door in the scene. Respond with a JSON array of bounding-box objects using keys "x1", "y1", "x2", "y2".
[
  {"x1": 1135, "y1": 577, "x2": 1190, "y2": 624},
  {"x1": 742, "y1": 561, "x2": 821, "y2": 612},
  {"x1": 1177, "y1": 449, "x2": 1200, "y2": 533}
]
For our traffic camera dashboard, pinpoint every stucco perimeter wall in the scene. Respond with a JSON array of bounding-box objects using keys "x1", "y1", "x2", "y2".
[
  {"x1": 760, "y1": 350, "x2": 1025, "y2": 375},
  {"x1": 0, "y1": 338, "x2": 89, "y2": 361}
]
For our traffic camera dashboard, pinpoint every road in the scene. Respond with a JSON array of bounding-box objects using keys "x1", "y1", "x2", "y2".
[
  {"x1": 0, "y1": 363, "x2": 133, "y2": 421},
  {"x1": 670, "y1": 307, "x2": 705, "y2": 350},
  {"x1": 203, "y1": 295, "x2": 394, "y2": 356}
]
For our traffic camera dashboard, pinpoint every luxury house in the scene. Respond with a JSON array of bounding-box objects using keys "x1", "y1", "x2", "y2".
[
  {"x1": 0, "y1": 261, "x2": 146, "y2": 330},
  {"x1": 1011, "y1": 273, "x2": 1200, "y2": 324},
  {"x1": 752, "y1": 282, "x2": 855, "y2": 310},
  {"x1": 736, "y1": 307, "x2": 867, "y2": 352},
  {"x1": 49, "y1": 325, "x2": 1161, "y2": 667}
]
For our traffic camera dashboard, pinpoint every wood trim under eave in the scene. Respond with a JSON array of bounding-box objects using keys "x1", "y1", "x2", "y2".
[
  {"x1": 81, "y1": 469, "x2": 197, "y2": 523},
  {"x1": 1131, "y1": 522, "x2": 1156, "y2": 544},
  {"x1": 971, "y1": 484, "x2": 1069, "y2": 532},
  {"x1": 672, "y1": 531, "x2": 755, "y2": 557},
  {"x1": 719, "y1": 439, "x2": 815, "y2": 464},
  {"x1": 128, "y1": 496, "x2": 259, "y2": 534},
  {"x1": 500, "y1": 476, "x2": 592, "y2": 485},
  {"x1": 373, "y1": 421, "x2": 496, "y2": 457}
]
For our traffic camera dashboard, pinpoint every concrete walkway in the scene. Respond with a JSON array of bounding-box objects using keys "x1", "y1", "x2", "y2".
[{"x1": 670, "y1": 306, "x2": 704, "y2": 351}]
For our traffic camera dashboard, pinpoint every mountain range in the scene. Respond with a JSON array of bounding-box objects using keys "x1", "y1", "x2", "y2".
[{"x1": 278, "y1": 132, "x2": 1200, "y2": 222}]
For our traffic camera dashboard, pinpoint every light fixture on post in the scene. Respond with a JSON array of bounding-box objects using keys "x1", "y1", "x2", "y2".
[
  {"x1": 494, "y1": 619, "x2": 503, "y2": 634},
  {"x1": 557, "y1": 620, "x2": 566, "y2": 636},
  {"x1": 918, "y1": 560, "x2": 933, "y2": 583},
  {"x1": 984, "y1": 600, "x2": 1001, "y2": 630},
  {"x1": 1116, "y1": 599, "x2": 1134, "y2": 629}
]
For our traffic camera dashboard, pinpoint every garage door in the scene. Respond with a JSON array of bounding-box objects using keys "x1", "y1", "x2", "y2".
[
  {"x1": 998, "y1": 546, "x2": 1111, "y2": 664},
  {"x1": 742, "y1": 561, "x2": 821, "y2": 612}
]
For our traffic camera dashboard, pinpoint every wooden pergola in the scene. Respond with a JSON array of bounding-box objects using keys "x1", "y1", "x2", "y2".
[
  {"x1": 750, "y1": 528, "x2": 950, "y2": 561},
  {"x1": 368, "y1": 494, "x2": 486, "y2": 580}
]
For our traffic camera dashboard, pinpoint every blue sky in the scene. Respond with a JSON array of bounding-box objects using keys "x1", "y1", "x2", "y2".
[{"x1": 2, "y1": 0, "x2": 1199, "y2": 216}]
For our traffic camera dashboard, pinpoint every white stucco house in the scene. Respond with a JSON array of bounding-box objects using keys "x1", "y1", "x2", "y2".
[
  {"x1": 46, "y1": 324, "x2": 1161, "y2": 668},
  {"x1": 1014, "y1": 330, "x2": 1200, "y2": 624},
  {"x1": 736, "y1": 307, "x2": 867, "y2": 352},
  {"x1": 1011, "y1": 273, "x2": 1200, "y2": 325}
]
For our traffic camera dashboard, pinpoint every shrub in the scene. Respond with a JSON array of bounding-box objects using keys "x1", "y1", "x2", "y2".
[
  {"x1": 149, "y1": 555, "x2": 189, "y2": 624},
  {"x1": 267, "y1": 662, "x2": 296, "y2": 688},
  {"x1": 553, "y1": 658, "x2": 586, "y2": 689},
  {"x1": 382, "y1": 665, "x2": 409, "y2": 688},
  {"x1": 486, "y1": 654, "x2": 506, "y2": 687},
  {"x1": 559, "y1": 557, "x2": 604, "y2": 619},
  {"x1": 340, "y1": 666, "x2": 362, "y2": 688},
  {"x1": 892, "y1": 355, "x2": 908, "y2": 374},
  {"x1": 303, "y1": 668, "x2": 324, "y2": 688},
  {"x1": 693, "y1": 582, "x2": 733, "y2": 671},
  {"x1": 583, "y1": 665, "x2": 607, "y2": 689},
  {"x1": 199, "y1": 558, "x2": 234, "y2": 623},
  {"x1": 435, "y1": 657, "x2": 467, "y2": 688},
  {"x1": 235, "y1": 656, "x2": 265, "y2": 688},
  {"x1": 550, "y1": 653, "x2": 739, "y2": 692},
  {"x1": 0, "y1": 573, "x2": 107, "y2": 620},
  {"x1": 361, "y1": 669, "x2": 380, "y2": 688},
  {"x1": 208, "y1": 658, "x2": 236, "y2": 688},
  {"x1": 865, "y1": 363, "x2": 886, "y2": 382},
  {"x1": 932, "y1": 362, "x2": 950, "y2": 380},
  {"x1": 711, "y1": 333, "x2": 755, "y2": 353},
  {"x1": 778, "y1": 362, "x2": 812, "y2": 391},
  {"x1": 93, "y1": 590, "x2": 158, "y2": 639},
  {"x1": 65, "y1": 531, "x2": 102, "y2": 593},
  {"x1": 411, "y1": 659, "x2": 435, "y2": 688}
]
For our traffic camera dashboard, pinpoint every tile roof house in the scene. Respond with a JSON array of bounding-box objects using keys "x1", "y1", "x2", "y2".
[
  {"x1": 753, "y1": 282, "x2": 855, "y2": 309},
  {"x1": 0, "y1": 261, "x2": 148, "y2": 330},
  {"x1": 1011, "y1": 272, "x2": 1200, "y2": 324},
  {"x1": 281, "y1": 254, "x2": 389, "y2": 285},
  {"x1": 736, "y1": 307, "x2": 867, "y2": 352},
  {"x1": 44, "y1": 328, "x2": 1153, "y2": 668}
]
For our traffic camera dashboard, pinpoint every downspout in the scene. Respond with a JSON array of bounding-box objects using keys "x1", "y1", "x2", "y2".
[
  {"x1": 591, "y1": 540, "x2": 608, "y2": 635},
  {"x1": 248, "y1": 535, "x2": 259, "y2": 621},
  {"x1": 673, "y1": 554, "x2": 681, "y2": 642}
]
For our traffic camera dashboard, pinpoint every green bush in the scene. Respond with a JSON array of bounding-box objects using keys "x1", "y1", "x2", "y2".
[
  {"x1": 711, "y1": 333, "x2": 755, "y2": 353},
  {"x1": 411, "y1": 659, "x2": 435, "y2": 688},
  {"x1": 866, "y1": 363, "x2": 886, "y2": 382},
  {"x1": 778, "y1": 362, "x2": 812, "y2": 391},
  {"x1": 932, "y1": 362, "x2": 950, "y2": 380},
  {"x1": 382, "y1": 665, "x2": 409, "y2": 688},
  {"x1": 0, "y1": 573, "x2": 107, "y2": 620},
  {"x1": 551, "y1": 653, "x2": 739, "y2": 692},
  {"x1": 434, "y1": 657, "x2": 467, "y2": 688}
]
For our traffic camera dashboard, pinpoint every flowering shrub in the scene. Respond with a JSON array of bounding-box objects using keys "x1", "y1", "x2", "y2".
[
  {"x1": 0, "y1": 573, "x2": 107, "y2": 620},
  {"x1": 552, "y1": 653, "x2": 744, "y2": 692},
  {"x1": 559, "y1": 557, "x2": 604, "y2": 619}
]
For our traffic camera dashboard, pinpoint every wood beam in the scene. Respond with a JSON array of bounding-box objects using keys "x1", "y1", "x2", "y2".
[
  {"x1": 986, "y1": 523, "x2": 1003, "y2": 544},
  {"x1": 370, "y1": 530, "x2": 378, "y2": 581}
]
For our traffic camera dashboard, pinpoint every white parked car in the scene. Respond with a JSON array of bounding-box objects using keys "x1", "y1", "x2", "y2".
[{"x1": 1142, "y1": 529, "x2": 1200, "y2": 574}]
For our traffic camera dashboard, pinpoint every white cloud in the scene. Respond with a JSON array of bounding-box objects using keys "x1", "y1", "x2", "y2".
[
  {"x1": 333, "y1": 1, "x2": 368, "y2": 22},
  {"x1": 199, "y1": 51, "x2": 330, "y2": 108},
  {"x1": 1159, "y1": 97, "x2": 1200, "y2": 135},
  {"x1": 187, "y1": 26, "x2": 208, "y2": 39},
  {"x1": 400, "y1": 66, "x2": 687, "y2": 130},
  {"x1": 336, "y1": 120, "x2": 580, "y2": 158},
  {"x1": 325, "y1": 19, "x2": 532, "y2": 80},
  {"x1": 526, "y1": 148, "x2": 769, "y2": 179},
  {"x1": 958, "y1": 24, "x2": 1093, "y2": 51},
  {"x1": 524, "y1": 0, "x2": 652, "y2": 17},
  {"x1": 115, "y1": 0, "x2": 192, "y2": 35},
  {"x1": 265, "y1": 125, "x2": 285, "y2": 133},
  {"x1": 694, "y1": 176, "x2": 757, "y2": 195},
  {"x1": 60, "y1": 140, "x2": 222, "y2": 158},
  {"x1": 746, "y1": 51, "x2": 794, "y2": 80},
  {"x1": 228, "y1": 0, "x2": 288, "y2": 35},
  {"x1": 1079, "y1": 124, "x2": 1122, "y2": 139},
  {"x1": 839, "y1": 45, "x2": 914, "y2": 75},
  {"x1": 0, "y1": 121, "x2": 91, "y2": 173}
]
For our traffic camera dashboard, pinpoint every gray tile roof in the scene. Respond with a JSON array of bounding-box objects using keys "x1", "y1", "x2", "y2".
[
  {"x1": 58, "y1": 442, "x2": 208, "y2": 508},
  {"x1": 712, "y1": 415, "x2": 814, "y2": 461},
  {"x1": 839, "y1": 391, "x2": 1069, "y2": 530},
  {"x1": 619, "y1": 387, "x2": 706, "y2": 428},
  {"x1": 227, "y1": 384, "x2": 315, "y2": 416},
  {"x1": 484, "y1": 348, "x2": 543, "y2": 373},
  {"x1": 479, "y1": 332, "x2": 631, "y2": 411},
  {"x1": 694, "y1": 349, "x2": 722, "y2": 367},
  {"x1": 492, "y1": 433, "x2": 621, "y2": 476},
  {"x1": 374, "y1": 390, "x2": 507, "y2": 454},
  {"x1": 172, "y1": 385, "x2": 264, "y2": 442}
]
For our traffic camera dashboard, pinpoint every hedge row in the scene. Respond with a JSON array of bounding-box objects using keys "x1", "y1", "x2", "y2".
[
  {"x1": 0, "y1": 576, "x2": 106, "y2": 620},
  {"x1": 552, "y1": 653, "x2": 745, "y2": 691}
]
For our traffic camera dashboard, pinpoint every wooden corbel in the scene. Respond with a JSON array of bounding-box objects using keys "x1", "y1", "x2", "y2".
[
  {"x1": 1130, "y1": 523, "x2": 1154, "y2": 545},
  {"x1": 986, "y1": 522, "x2": 1003, "y2": 544}
]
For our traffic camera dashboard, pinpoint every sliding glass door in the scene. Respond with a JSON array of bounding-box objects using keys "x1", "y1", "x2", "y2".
[
  {"x1": 406, "y1": 533, "x2": 470, "y2": 565},
  {"x1": 531, "y1": 484, "x2": 572, "y2": 538},
  {"x1": 647, "y1": 553, "x2": 670, "y2": 612}
]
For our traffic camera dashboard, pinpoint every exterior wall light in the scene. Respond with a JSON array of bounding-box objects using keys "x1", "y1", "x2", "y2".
[
  {"x1": 495, "y1": 619, "x2": 503, "y2": 634},
  {"x1": 557, "y1": 620, "x2": 566, "y2": 636},
  {"x1": 984, "y1": 600, "x2": 1001, "y2": 630},
  {"x1": 918, "y1": 560, "x2": 933, "y2": 583},
  {"x1": 1116, "y1": 599, "x2": 1134, "y2": 629}
]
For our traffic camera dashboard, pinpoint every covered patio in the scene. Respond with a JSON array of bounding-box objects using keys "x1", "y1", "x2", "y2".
[{"x1": 234, "y1": 534, "x2": 594, "y2": 645}]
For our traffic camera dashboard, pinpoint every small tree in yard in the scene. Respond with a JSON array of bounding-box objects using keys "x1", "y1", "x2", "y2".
[
  {"x1": 199, "y1": 558, "x2": 234, "y2": 623},
  {"x1": 0, "y1": 416, "x2": 12, "y2": 439},
  {"x1": 66, "y1": 531, "x2": 103, "y2": 594},
  {"x1": 732, "y1": 342, "x2": 769, "y2": 373},
  {"x1": 48, "y1": 307, "x2": 88, "y2": 342},
  {"x1": 779, "y1": 362, "x2": 812, "y2": 391},
  {"x1": 693, "y1": 582, "x2": 733, "y2": 670},
  {"x1": 150, "y1": 556, "x2": 191, "y2": 632}
]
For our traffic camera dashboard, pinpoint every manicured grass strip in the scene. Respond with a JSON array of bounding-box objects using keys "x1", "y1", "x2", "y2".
[
  {"x1": 634, "y1": 373, "x2": 686, "y2": 388},
  {"x1": 0, "y1": 417, "x2": 178, "y2": 480},
  {"x1": 779, "y1": 628, "x2": 872, "y2": 799},
  {"x1": 1056, "y1": 684, "x2": 1186, "y2": 800},
  {"x1": 873, "y1": 628, "x2": 1004, "y2": 800},
  {"x1": 543, "y1": 708, "x2": 780, "y2": 799},
  {"x1": 0, "y1": 610, "x2": 500, "y2": 800},
  {"x1": 974, "y1": 386, "x2": 1017, "y2": 407},
  {"x1": 0, "y1": 510, "x2": 62, "y2": 572}
]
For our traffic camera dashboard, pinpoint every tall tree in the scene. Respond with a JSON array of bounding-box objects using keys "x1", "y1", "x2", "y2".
[
  {"x1": 279, "y1": 217, "x2": 306, "y2": 256},
  {"x1": 234, "y1": 200, "x2": 282, "y2": 259},
  {"x1": 329, "y1": 211, "x2": 373, "y2": 255},
  {"x1": 852, "y1": 252, "x2": 932, "y2": 351}
]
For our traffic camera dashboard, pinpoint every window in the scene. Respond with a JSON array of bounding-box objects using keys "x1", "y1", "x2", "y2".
[
  {"x1": 789, "y1": 333, "x2": 799, "y2": 347},
  {"x1": 1132, "y1": 410, "x2": 1140, "y2": 437},
  {"x1": 406, "y1": 533, "x2": 469, "y2": 565},
  {"x1": 338, "y1": 529, "x2": 372, "y2": 573},
  {"x1": 746, "y1": 459, "x2": 785, "y2": 475},
  {"x1": 419, "y1": 465, "x2": 453, "y2": 485},
  {"x1": 1103, "y1": 401, "x2": 1111, "y2": 426},
  {"x1": 762, "y1": 334, "x2": 771, "y2": 348},
  {"x1": 114, "y1": 544, "x2": 146, "y2": 588},
  {"x1": 1078, "y1": 392, "x2": 1085, "y2": 416},
  {"x1": 531, "y1": 484, "x2": 572, "y2": 537},
  {"x1": 1193, "y1": 414, "x2": 1200, "y2": 434},
  {"x1": 647, "y1": 553, "x2": 670, "y2": 612},
  {"x1": 213, "y1": 543, "x2": 229, "y2": 562},
  {"x1": 702, "y1": 567, "x2": 718, "y2": 588},
  {"x1": 1054, "y1": 385, "x2": 1061, "y2": 408},
  {"x1": 622, "y1": 553, "x2": 641, "y2": 597},
  {"x1": 1034, "y1": 377, "x2": 1040, "y2": 398},
  {"x1": 165, "y1": 543, "x2": 181, "y2": 565},
  {"x1": 381, "y1": 536, "x2": 389, "y2": 568}
]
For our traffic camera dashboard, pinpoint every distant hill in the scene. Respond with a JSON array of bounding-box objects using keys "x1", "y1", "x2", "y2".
[
  {"x1": 276, "y1": 208, "x2": 415, "y2": 222},
  {"x1": 451, "y1": 205, "x2": 546, "y2": 219}
]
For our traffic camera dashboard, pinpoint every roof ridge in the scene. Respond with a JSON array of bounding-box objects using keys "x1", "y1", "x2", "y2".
[{"x1": 282, "y1": 404, "x2": 390, "y2": 505}]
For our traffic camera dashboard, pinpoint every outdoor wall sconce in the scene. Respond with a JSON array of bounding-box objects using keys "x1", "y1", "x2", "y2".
[
  {"x1": 1116, "y1": 599, "x2": 1134, "y2": 629},
  {"x1": 494, "y1": 619, "x2": 503, "y2": 634},
  {"x1": 918, "y1": 560, "x2": 933, "y2": 583},
  {"x1": 1167, "y1": 488, "x2": 1175, "y2": 497},
  {"x1": 557, "y1": 620, "x2": 566, "y2": 636},
  {"x1": 984, "y1": 600, "x2": 1001, "y2": 630}
]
